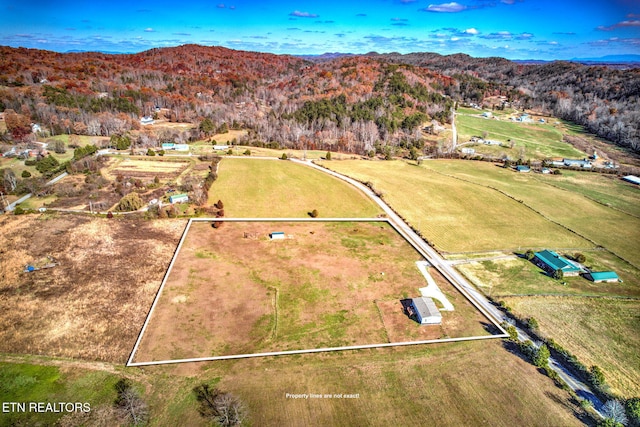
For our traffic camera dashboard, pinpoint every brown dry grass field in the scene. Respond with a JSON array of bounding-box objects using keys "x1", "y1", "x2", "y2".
[
  {"x1": 502, "y1": 296, "x2": 640, "y2": 398},
  {"x1": 134, "y1": 221, "x2": 490, "y2": 363},
  {"x1": 102, "y1": 157, "x2": 191, "y2": 182},
  {"x1": 0, "y1": 214, "x2": 185, "y2": 362}
]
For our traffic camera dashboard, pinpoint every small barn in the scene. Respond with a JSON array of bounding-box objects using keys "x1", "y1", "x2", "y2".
[
  {"x1": 269, "y1": 232, "x2": 285, "y2": 240},
  {"x1": 622, "y1": 175, "x2": 640, "y2": 186},
  {"x1": 169, "y1": 193, "x2": 189, "y2": 204},
  {"x1": 411, "y1": 297, "x2": 442, "y2": 325},
  {"x1": 584, "y1": 271, "x2": 620, "y2": 283}
]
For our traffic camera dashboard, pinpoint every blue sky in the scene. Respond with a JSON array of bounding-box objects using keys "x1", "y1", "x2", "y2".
[{"x1": 1, "y1": 0, "x2": 639, "y2": 59}]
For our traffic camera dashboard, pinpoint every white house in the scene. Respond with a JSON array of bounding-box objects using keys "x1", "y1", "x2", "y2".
[
  {"x1": 140, "y1": 116, "x2": 155, "y2": 125},
  {"x1": 213, "y1": 145, "x2": 230, "y2": 150}
]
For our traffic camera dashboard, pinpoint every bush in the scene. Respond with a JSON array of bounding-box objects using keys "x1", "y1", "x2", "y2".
[
  {"x1": 243, "y1": 149, "x2": 251, "y2": 156},
  {"x1": 21, "y1": 170, "x2": 31, "y2": 178},
  {"x1": 146, "y1": 148, "x2": 156, "y2": 156},
  {"x1": 574, "y1": 252, "x2": 586, "y2": 263},
  {"x1": 527, "y1": 317, "x2": 539, "y2": 330},
  {"x1": 116, "y1": 192, "x2": 144, "y2": 212},
  {"x1": 309, "y1": 209, "x2": 319, "y2": 218},
  {"x1": 13, "y1": 206, "x2": 25, "y2": 215},
  {"x1": 525, "y1": 249, "x2": 535, "y2": 261},
  {"x1": 281, "y1": 153, "x2": 288, "y2": 160},
  {"x1": 326, "y1": 151, "x2": 332, "y2": 160}
]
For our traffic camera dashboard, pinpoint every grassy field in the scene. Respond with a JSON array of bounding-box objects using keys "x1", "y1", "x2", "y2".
[
  {"x1": 2, "y1": 340, "x2": 587, "y2": 427},
  {"x1": 102, "y1": 156, "x2": 192, "y2": 183},
  {"x1": 457, "y1": 250, "x2": 640, "y2": 298},
  {"x1": 456, "y1": 110, "x2": 586, "y2": 159},
  {"x1": 209, "y1": 158, "x2": 381, "y2": 217},
  {"x1": 422, "y1": 160, "x2": 640, "y2": 267},
  {"x1": 502, "y1": 296, "x2": 640, "y2": 398},
  {"x1": 318, "y1": 160, "x2": 592, "y2": 253},
  {"x1": 134, "y1": 221, "x2": 490, "y2": 362}
]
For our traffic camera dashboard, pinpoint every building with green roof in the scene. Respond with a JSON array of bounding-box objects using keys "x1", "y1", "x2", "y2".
[
  {"x1": 533, "y1": 250, "x2": 583, "y2": 276},
  {"x1": 584, "y1": 271, "x2": 620, "y2": 283}
]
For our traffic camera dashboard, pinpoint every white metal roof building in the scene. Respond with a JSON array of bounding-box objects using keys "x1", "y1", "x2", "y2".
[{"x1": 411, "y1": 297, "x2": 442, "y2": 325}]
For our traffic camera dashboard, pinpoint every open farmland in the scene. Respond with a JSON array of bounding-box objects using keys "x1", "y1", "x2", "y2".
[
  {"x1": 133, "y1": 220, "x2": 490, "y2": 363},
  {"x1": 456, "y1": 110, "x2": 587, "y2": 159},
  {"x1": 502, "y1": 296, "x2": 640, "y2": 398},
  {"x1": 422, "y1": 160, "x2": 640, "y2": 267},
  {"x1": 2, "y1": 340, "x2": 585, "y2": 427},
  {"x1": 0, "y1": 214, "x2": 185, "y2": 362},
  {"x1": 208, "y1": 158, "x2": 381, "y2": 217},
  {"x1": 318, "y1": 160, "x2": 592, "y2": 253},
  {"x1": 102, "y1": 156, "x2": 191, "y2": 183},
  {"x1": 457, "y1": 250, "x2": 640, "y2": 298}
]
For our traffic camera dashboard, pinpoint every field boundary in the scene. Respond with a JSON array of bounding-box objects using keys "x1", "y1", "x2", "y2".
[{"x1": 127, "y1": 217, "x2": 507, "y2": 367}]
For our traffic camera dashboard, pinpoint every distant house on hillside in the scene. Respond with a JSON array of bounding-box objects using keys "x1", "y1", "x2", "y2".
[
  {"x1": 482, "y1": 112, "x2": 492, "y2": 118},
  {"x1": 533, "y1": 250, "x2": 583, "y2": 276},
  {"x1": 410, "y1": 297, "x2": 442, "y2": 325},
  {"x1": 516, "y1": 165, "x2": 530, "y2": 173},
  {"x1": 541, "y1": 168, "x2": 552, "y2": 174},
  {"x1": 461, "y1": 148, "x2": 475, "y2": 155},
  {"x1": 31, "y1": 123, "x2": 42, "y2": 133},
  {"x1": 213, "y1": 145, "x2": 230, "y2": 150},
  {"x1": 140, "y1": 116, "x2": 155, "y2": 125},
  {"x1": 484, "y1": 139, "x2": 502, "y2": 146},
  {"x1": 584, "y1": 271, "x2": 620, "y2": 283},
  {"x1": 169, "y1": 193, "x2": 188, "y2": 204},
  {"x1": 564, "y1": 159, "x2": 592, "y2": 168}
]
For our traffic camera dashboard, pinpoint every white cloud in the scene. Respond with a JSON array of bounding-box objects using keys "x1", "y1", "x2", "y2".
[
  {"x1": 422, "y1": 2, "x2": 467, "y2": 13},
  {"x1": 464, "y1": 28, "x2": 479, "y2": 35}
]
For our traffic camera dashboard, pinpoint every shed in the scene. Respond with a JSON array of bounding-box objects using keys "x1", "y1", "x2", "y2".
[
  {"x1": 162, "y1": 143, "x2": 175, "y2": 150},
  {"x1": 622, "y1": 175, "x2": 640, "y2": 185},
  {"x1": 516, "y1": 165, "x2": 531, "y2": 173},
  {"x1": 213, "y1": 145, "x2": 230, "y2": 150},
  {"x1": 411, "y1": 297, "x2": 442, "y2": 325},
  {"x1": 584, "y1": 271, "x2": 620, "y2": 283},
  {"x1": 140, "y1": 116, "x2": 155, "y2": 125},
  {"x1": 270, "y1": 232, "x2": 285, "y2": 240},
  {"x1": 169, "y1": 193, "x2": 189, "y2": 204},
  {"x1": 533, "y1": 250, "x2": 582, "y2": 276}
]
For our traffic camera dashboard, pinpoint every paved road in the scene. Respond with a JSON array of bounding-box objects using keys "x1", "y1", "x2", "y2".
[{"x1": 293, "y1": 158, "x2": 604, "y2": 417}]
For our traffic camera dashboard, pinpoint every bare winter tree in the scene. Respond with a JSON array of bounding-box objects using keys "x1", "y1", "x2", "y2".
[
  {"x1": 193, "y1": 384, "x2": 247, "y2": 427},
  {"x1": 114, "y1": 379, "x2": 149, "y2": 426}
]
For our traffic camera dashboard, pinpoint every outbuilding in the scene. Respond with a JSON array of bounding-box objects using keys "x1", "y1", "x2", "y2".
[
  {"x1": 533, "y1": 249, "x2": 583, "y2": 276},
  {"x1": 516, "y1": 165, "x2": 531, "y2": 173},
  {"x1": 270, "y1": 232, "x2": 285, "y2": 240},
  {"x1": 169, "y1": 193, "x2": 189, "y2": 204},
  {"x1": 584, "y1": 271, "x2": 620, "y2": 283},
  {"x1": 622, "y1": 175, "x2": 640, "y2": 186},
  {"x1": 411, "y1": 297, "x2": 442, "y2": 325}
]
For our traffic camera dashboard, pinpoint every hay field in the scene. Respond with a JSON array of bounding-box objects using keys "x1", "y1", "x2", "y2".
[
  {"x1": 502, "y1": 296, "x2": 640, "y2": 398},
  {"x1": 456, "y1": 112, "x2": 586, "y2": 159},
  {"x1": 318, "y1": 160, "x2": 591, "y2": 253},
  {"x1": 0, "y1": 214, "x2": 185, "y2": 362},
  {"x1": 134, "y1": 221, "x2": 490, "y2": 362},
  {"x1": 3, "y1": 340, "x2": 586, "y2": 427},
  {"x1": 208, "y1": 158, "x2": 381, "y2": 217},
  {"x1": 422, "y1": 160, "x2": 640, "y2": 267}
]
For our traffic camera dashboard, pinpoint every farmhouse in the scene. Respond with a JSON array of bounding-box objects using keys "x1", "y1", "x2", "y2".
[
  {"x1": 269, "y1": 231, "x2": 285, "y2": 240},
  {"x1": 584, "y1": 271, "x2": 620, "y2": 283},
  {"x1": 563, "y1": 159, "x2": 592, "y2": 168},
  {"x1": 169, "y1": 193, "x2": 189, "y2": 204},
  {"x1": 622, "y1": 175, "x2": 640, "y2": 185},
  {"x1": 410, "y1": 297, "x2": 442, "y2": 325},
  {"x1": 533, "y1": 250, "x2": 583, "y2": 276}
]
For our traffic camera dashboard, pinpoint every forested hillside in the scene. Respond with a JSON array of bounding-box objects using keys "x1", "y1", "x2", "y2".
[
  {"x1": 375, "y1": 52, "x2": 640, "y2": 153},
  {"x1": 1, "y1": 45, "x2": 638, "y2": 156}
]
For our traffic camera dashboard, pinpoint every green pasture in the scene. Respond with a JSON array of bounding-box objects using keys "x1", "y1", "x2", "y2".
[
  {"x1": 208, "y1": 158, "x2": 381, "y2": 217},
  {"x1": 319, "y1": 160, "x2": 591, "y2": 253}
]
